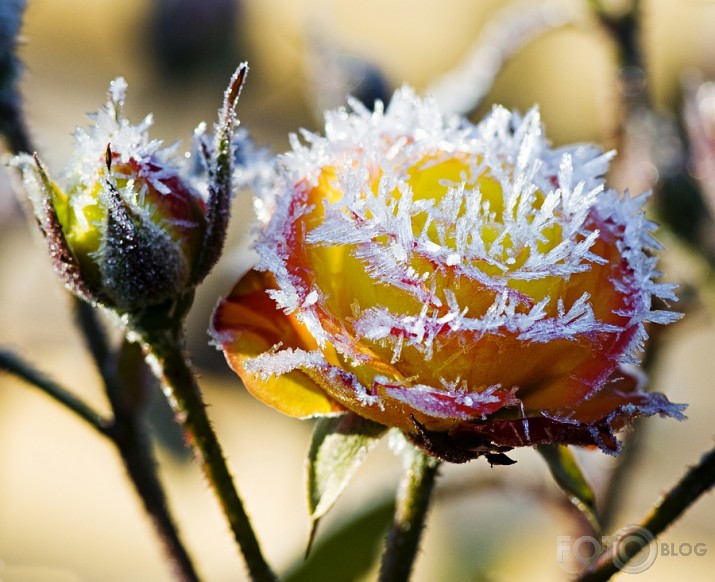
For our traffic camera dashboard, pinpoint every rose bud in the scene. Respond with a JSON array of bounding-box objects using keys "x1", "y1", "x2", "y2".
[
  {"x1": 212, "y1": 88, "x2": 685, "y2": 462},
  {"x1": 13, "y1": 66, "x2": 247, "y2": 316}
]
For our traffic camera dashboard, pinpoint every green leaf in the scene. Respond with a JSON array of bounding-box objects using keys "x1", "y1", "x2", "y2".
[
  {"x1": 306, "y1": 413, "x2": 387, "y2": 552},
  {"x1": 284, "y1": 496, "x2": 395, "y2": 582},
  {"x1": 537, "y1": 444, "x2": 601, "y2": 533}
]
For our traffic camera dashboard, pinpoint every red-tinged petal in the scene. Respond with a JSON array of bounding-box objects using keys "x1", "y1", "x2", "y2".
[
  {"x1": 414, "y1": 366, "x2": 687, "y2": 461},
  {"x1": 213, "y1": 270, "x2": 345, "y2": 418},
  {"x1": 381, "y1": 382, "x2": 519, "y2": 422},
  {"x1": 569, "y1": 365, "x2": 687, "y2": 425}
]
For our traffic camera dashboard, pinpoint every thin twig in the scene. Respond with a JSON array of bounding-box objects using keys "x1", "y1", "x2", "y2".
[
  {"x1": 577, "y1": 445, "x2": 715, "y2": 581},
  {"x1": 0, "y1": 348, "x2": 111, "y2": 434},
  {"x1": 427, "y1": 0, "x2": 580, "y2": 116},
  {"x1": 0, "y1": 345, "x2": 202, "y2": 581}
]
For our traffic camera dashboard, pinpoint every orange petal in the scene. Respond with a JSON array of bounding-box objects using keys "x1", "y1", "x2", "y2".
[{"x1": 213, "y1": 269, "x2": 345, "y2": 418}]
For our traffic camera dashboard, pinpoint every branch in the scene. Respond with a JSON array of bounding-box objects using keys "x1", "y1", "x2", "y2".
[
  {"x1": 0, "y1": 347, "x2": 110, "y2": 435},
  {"x1": 578, "y1": 444, "x2": 715, "y2": 581}
]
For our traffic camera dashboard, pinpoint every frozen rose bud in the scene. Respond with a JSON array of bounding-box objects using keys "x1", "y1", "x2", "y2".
[
  {"x1": 213, "y1": 88, "x2": 686, "y2": 462},
  {"x1": 13, "y1": 66, "x2": 247, "y2": 314}
]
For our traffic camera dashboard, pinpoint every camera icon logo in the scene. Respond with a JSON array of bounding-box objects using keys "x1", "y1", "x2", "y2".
[{"x1": 556, "y1": 525, "x2": 656, "y2": 574}]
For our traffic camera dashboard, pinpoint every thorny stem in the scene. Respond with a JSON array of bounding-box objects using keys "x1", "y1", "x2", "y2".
[
  {"x1": 379, "y1": 450, "x2": 440, "y2": 582},
  {"x1": 100, "y1": 338, "x2": 201, "y2": 582},
  {"x1": 577, "y1": 444, "x2": 715, "y2": 581},
  {"x1": 139, "y1": 323, "x2": 275, "y2": 582},
  {"x1": 73, "y1": 297, "x2": 112, "y2": 369},
  {"x1": 110, "y1": 413, "x2": 200, "y2": 582}
]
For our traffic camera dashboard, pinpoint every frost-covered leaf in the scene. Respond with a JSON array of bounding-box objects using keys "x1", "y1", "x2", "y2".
[
  {"x1": 537, "y1": 444, "x2": 600, "y2": 532},
  {"x1": 306, "y1": 413, "x2": 387, "y2": 552}
]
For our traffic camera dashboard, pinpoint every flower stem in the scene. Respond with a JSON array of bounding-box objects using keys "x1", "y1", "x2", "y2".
[
  {"x1": 104, "y1": 339, "x2": 201, "y2": 582},
  {"x1": 379, "y1": 449, "x2": 440, "y2": 582},
  {"x1": 578, "y1": 444, "x2": 715, "y2": 581},
  {"x1": 139, "y1": 325, "x2": 275, "y2": 582},
  {"x1": 73, "y1": 296, "x2": 112, "y2": 370},
  {"x1": 114, "y1": 422, "x2": 201, "y2": 581}
]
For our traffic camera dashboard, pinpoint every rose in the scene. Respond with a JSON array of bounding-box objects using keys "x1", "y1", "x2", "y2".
[{"x1": 213, "y1": 88, "x2": 685, "y2": 462}]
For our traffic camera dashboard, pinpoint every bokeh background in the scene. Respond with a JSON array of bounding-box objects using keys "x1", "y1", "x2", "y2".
[{"x1": 1, "y1": 0, "x2": 715, "y2": 580}]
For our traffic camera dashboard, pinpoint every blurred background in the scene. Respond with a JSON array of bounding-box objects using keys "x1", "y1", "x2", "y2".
[{"x1": 1, "y1": 0, "x2": 715, "y2": 580}]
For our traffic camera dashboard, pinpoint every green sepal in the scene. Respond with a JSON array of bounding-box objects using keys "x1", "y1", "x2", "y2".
[
  {"x1": 191, "y1": 63, "x2": 248, "y2": 285},
  {"x1": 100, "y1": 174, "x2": 184, "y2": 311},
  {"x1": 15, "y1": 153, "x2": 99, "y2": 304}
]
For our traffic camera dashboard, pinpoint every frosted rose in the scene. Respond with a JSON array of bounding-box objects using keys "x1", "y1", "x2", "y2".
[{"x1": 213, "y1": 89, "x2": 685, "y2": 461}]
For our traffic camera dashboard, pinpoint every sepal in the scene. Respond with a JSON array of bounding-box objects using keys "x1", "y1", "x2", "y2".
[
  {"x1": 12, "y1": 153, "x2": 100, "y2": 303},
  {"x1": 100, "y1": 162, "x2": 185, "y2": 310},
  {"x1": 191, "y1": 63, "x2": 249, "y2": 284},
  {"x1": 537, "y1": 444, "x2": 600, "y2": 533}
]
